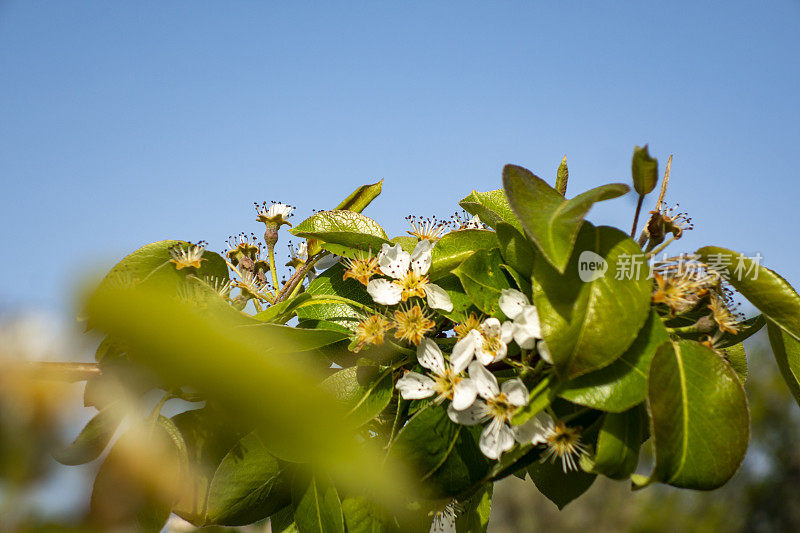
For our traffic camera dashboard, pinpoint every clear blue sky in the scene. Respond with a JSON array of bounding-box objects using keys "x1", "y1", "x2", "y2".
[{"x1": 2, "y1": 1, "x2": 799, "y2": 314}]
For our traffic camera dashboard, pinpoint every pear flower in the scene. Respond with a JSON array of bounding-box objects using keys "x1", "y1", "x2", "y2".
[
  {"x1": 512, "y1": 411, "x2": 587, "y2": 472},
  {"x1": 459, "y1": 317, "x2": 513, "y2": 366},
  {"x1": 429, "y1": 501, "x2": 458, "y2": 533},
  {"x1": 366, "y1": 241, "x2": 453, "y2": 312},
  {"x1": 255, "y1": 201, "x2": 293, "y2": 227},
  {"x1": 464, "y1": 214, "x2": 485, "y2": 229},
  {"x1": 498, "y1": 289, "x2": 543, "y2": 349},
  {"x1": 448, "y1": 362, "x2": 529, "y2": 459},
  {"x1": 168, "y1": 241, "x2": 207, "y2": 270},
  {"x1": 396, "y1": 337, "x2": 477, "y2": 410}
]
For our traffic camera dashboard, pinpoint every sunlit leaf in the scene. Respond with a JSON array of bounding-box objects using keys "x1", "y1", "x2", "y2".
[
  {"x1": 631, "y1": 145, "x2": 658, "y2": 196},
  {"x1": 767, "y1": 319, "x2": 800, "y2": 407},
  {"x1": 291, "y1": 211, "x2": 390, "y2": 251},
  {"x1": 453, "y1": 249, "x2": 512, "y2": 318},
  {"x1": 428, "y1": 229, "x2": 498, "y2": 280},
  {"x1": 334, "y1": 180, "x2": 383, "y2": 213},
  {"x1": 458, "y1": 189, "x2": 523, "y2": 231}
]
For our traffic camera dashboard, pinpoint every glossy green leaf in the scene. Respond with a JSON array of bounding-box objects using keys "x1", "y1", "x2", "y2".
[
  {"x1": 296, "y1": 263, "x2": 373, "y2": 331},
  {"x1": 496, "y1": 222, "x2": 536, "y2": 278},
  {"x1": 458, "y1": 189, "x2": 523, "y2": 231},
  {"x1": 294, "y1": 477, "x2": 345, "y2": 533},
  {"x1": 453, "y1": 483, "x2": 492, "y2": 532},
  {"x1": 631, "y1": 145, "x2": 658, "y2": 195},
  {"x1": 206, "y1": 432, "x2": 292, "y2": 526},
  {"x1": 390, "y1": 235, "x2": 418, "y2": 254},
  {"x1": 527, "y1": 461, "x2": 596, "y2": 510},
  {"x1": 696, "y1": 246, "x2": 800, "y2": 341},
  {"x1": 511, "y1": 374, "x2": 556, "y2": 425},
  {"x1": 428, "y1": 229, "x2": 498, "y2": 280},
  {"x1": 434, "y1": 274, "x2": 476, "y2": 323},
  {"x1": 341, "y1": 496, "x2": 390, "y2": 533},
  {"x1": 716, "y1": 314, "x2": 765, "y2": 349},
  {"x1": 334, "y1": 180, "x2": 383, "y2": 213},
  {"x1": 559, "y1": 311, "x2": 668, "y2": 411},
  {"x1": 254, "y1": 293, "x2": 313, "y2": 324},
  {"x1": 321, "y1": 366, "x2": 394, "y2": 428},
  {"x1": 503, "y1": 164, "x2": 629, "y2": 273},
  {"x1": 767, "y1": 319, "x2": 800, "y2": 407},
  {"x1": 645, "y1": 340, "x2": 749, "y2": 489},
  {"x1": 591, "y1": 406, "x2": 645, "y2": 480},
  {"x1": 53, "y1": 403, "x2": 123, "y2": 466},
  {"x1": 533, "y1": 223, "x2": 650, "y2": 379},
  {"x1": 555, "y1": 155, "x2": 568, "y2": 196},
  {"x1": 291, "y1": 211, "x2": 389, "y2": 251},
  {"x1": 722, "y1": 343, "x2": 748, "y2": 383},
  {"x1": 453, "y1": 248, "x2": 512, "y2": 318}
]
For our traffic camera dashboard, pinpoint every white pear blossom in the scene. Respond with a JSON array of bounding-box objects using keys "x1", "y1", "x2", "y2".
[
  {"x1": 512, "y1": 411, "x2": 552, "y2": 446},
  {"x1": 464, "y1": 214, "x2": 485, "y2": 229},
  {"x1": 396, "y1": 338, "x2": 477, "y2": 410},
  {"x1": 256, "y1": 201, "x2": 293, "y2": 226},
  {"x1": 366, "y1": 241, "x2": 453, "y2": 311},
  {"x1": 447, "y1": 362, "x2": 529, "y2": 459},
  {"x1": 498, "y1": 288, "x2": 543, "y2": 351},
  {"x1": 429, "y1": 501, "x2": 458, "y2": 533},
  {"x1": 459, "y1": 318, "x2": 513, "y2": 366}
]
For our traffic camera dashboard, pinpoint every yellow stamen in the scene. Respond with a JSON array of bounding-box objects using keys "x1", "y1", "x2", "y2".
[
  {"x1": 393, "y1": 304, "x2": 435, "y2": 346},
  {"x1": 353, "y1": 314, "x2": 391, "y2": 352}
]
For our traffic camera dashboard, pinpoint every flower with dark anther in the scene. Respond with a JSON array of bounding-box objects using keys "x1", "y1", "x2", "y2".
[
  {"x1": 285, "y1": 241, "x2": 308, "y2": 269},
  {"x1": 392, "y1": 303, "x2": 436, "y2": 346},
  {"x1": 708, "y1": 293, "x2": 740, "y2": 334},
  {"x1": 540, "y1": 417, "x2": 588, "y2": 473},
  {"x1": 255, "y1": 201, "x2": 293, "y2": 227},
  {"x1": 454, "y1": 312, "x2": 482, "y2": 340},
  {"x1": 406, "y1": 215, "x2": 448, "y2": 242},
  {"x1": 169, "y1": 241, "x2": 207, "y2": 270},
  {"x1": 342, "y1": 250, "x2": 380, "y2": 287},
  {"x1": 226, "y1": 233, "x2": 260, "y2": 266},
  {"x1": 366, "y1": 241, "x2": 453, "y2": 311},
  {"x1": 447, "y1": 362, "x2": 529, "y2": 459},
  {"x1": 458, "y1": 317, "x2": 513, "y2": 366},
  {"x1": 353, "y1": 314, "x2": 392, "y2": 353},
  {"x1": 464, "y1": 214, "x2": 484, "y2": 230},
  {"x1": 236, "y1": 270, "x2": 270, "y2": 299},
  {"x1": 498, "y1": 289, "x2": 543, "y2": 350},
  {"x1": 429, "y1": 500, "x2": 459, "y2": 533},
  {"x1": 396, "y1": 338, "x2": 478, "y2": 410},
  {"x1": 651, "y1": 272, "x2": 704, "y2": 314}
]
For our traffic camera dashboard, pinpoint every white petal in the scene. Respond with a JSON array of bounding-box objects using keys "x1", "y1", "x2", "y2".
[
  {"x1": 500, "y1": 321, "x2": 514, "y2": 345},
  {"x1": 498, "y1": 289, "x2": 529, "y2": 320},
  {"x1": 479, "y1": 418, "x2": 516, "y2": 460},
  {"x1": 537, "y1": 339, "x2": 553, "y2": 364},
  {"x1": 378, "y1": 243, "x2": 410, "y2": 279},
  {"x1": 447, "y1": 400, "x2": 489, "y2": 425},
  {"x1": 451, "y1": 379, "x2": 478, "y2": 410},
  {"x1": 429, "y1": 507, "x2": 456, "y2": 533},
  {"x1": 465, "y1": 215, "x2": 484, "y2": 229},
  {"x1": 314, "y1": 254, "x2": 340, "y2": 270},
  {"x1": 424, "y1": 284, "x2": 453, "y2": 312},
  {"x1": 410, "y1": 239, "x2": 434, "y2": 276},
  {"x1": 469, "y1": 361, "x2": 499, "y2": 400},
  {"x1": 515, "y1": 305, "x2": 542, "y2": 339},
  {"x1": 490, "y1": 342, "x2": 508, "y2": 364},
  {"x1": 396, "y1": 372, "x2": 436, "y2": 400},
  {"x1": 513, "y1": 413, "x2": 551, "y2": 445},
  {"x1": 417, "y1": 338, "x2": 446, "y2": 376},
  {"x1": 366, "y1": 278, "x2": 402, "y2": 306},
  {"x1": 450, "y1": 330, "x2": 478, "y2": 374},
  {"x1": 475, "y1": 341, "x2": 496, "y2": 366},
  {"x1": 501, "y1": 378, "x2": 529, "y2": 407},
  {"x1": 481, "y1": 317, "x2": 502, "y2": 337}
]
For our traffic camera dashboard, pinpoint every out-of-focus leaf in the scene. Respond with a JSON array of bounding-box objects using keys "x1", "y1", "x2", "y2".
[
  {"x1": 642, "y1": 340, "x2": 749, "y2": 490},
  {"x1": 767, "y1": 319, "x2": 800, "y2": 407},
  {"x1": 496, "y1": 222, "x2": 535, "y2": 278},
  {"x1": 453, "y1": 249, "x2": 512, "y2": 318},
  {"x1": 591, "y1": 406, "x2": 645, "y2": 480},
  {"x1": 334, "y1": 180, "x2": 383, "y2": 213},
  {"x1": 205, "y1": 432, "x2": 292, "y2": 526},
  {"x1": 533, "y1": 223, "x2": 650, "y2": 379},
  {"x1": 455, "y1": 483, "x2": 493, "y2": 532},
  {"x1": 503, "y1": 164, "x2": 629, "y2": 273},
  {"x1": 555, "y1": 155, "x2": 569, "y2": 196},
  {"x1": 242, "y1": 323, "x2": 350, "y2": 352},
  {"x1": 696, "y1": 246, "x2": 800, "y2": 341},
  {"x1": 527, "y1": 461, "x2": 596, "y2": 510},
  {"x1": 291, "y1": 211, "x2": 389, "y2": 251},
  {"x1": 559, "y1": 311, "x2": 668, "y2": 412},
  {"x1": 321, "y1": 366, "x2": 394, "y2": 428},
  {"x1": 254, "y1": 293, "x2": 313, "y2": 324},
  {"x1": 293, "y1": 476, "x2": 345, "y2": 533},
  {"x1": 296, "y1": 263, "x2": 373, "y2": 331},
  {"x1": 631, "y1": 145, "x2": 658, "y2": 195},
  {"x1": 341, "y1": 496, "x2": 390, "y2": 533},
  {"x1": 271, "y1": 505, "x2": 299, "y2": 533},
  {"x1": 53, "y1": 403, "x2": 123, "y2": 466},
  {"x1": 428, "y1": 229, "x2": 498, "y2": 280},
  {"x1": 458, "y1": 189, "x2": 523, "y2": 232}
]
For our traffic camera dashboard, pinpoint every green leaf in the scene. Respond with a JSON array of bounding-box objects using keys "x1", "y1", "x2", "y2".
[
  {"x1": 455, "y1": 484, "x2": 493, "y2": 533},
  {"x1": 767, "y1": 319, "x2": 800, "y2": 407},
  {"x1": 716, "y1": 314, "x2": 765, "y2": 349},
  {"x1": 53, "y1": 403, "x2": 123, "y2": 465},
  {"x1": 496, "y1": 222, "x2": 536, "y2": 278},
  {"x1": 591, "y1": 406, "x2": 645, "y2": 480},
  {"x1": 341, "y1": 496, "x2": 390, "y2": 533},
  {"x1": 206, "y1": 432, "x2": 292, "y2": 526},
  {"x1": 511, "y1": 374, "x2": 556, "y2": 425},
  {"x1": 291, "y1": 211, "x2": 389, "y2": 251},
  {"x1": 453, "y1": 248, "x2": 512, "y2": 318},
  {"x1": 696, "y1": 246, "x2": 800, "y2": 341},
  {"x1": 555, "y1": 155, "x2": 568, "y2": 196},
  {"x1": 527, "y1": 461, "x2": 596, "y2": 510},
  {"x1": 321, "y1": 366, "x2": 394, "y2": 428},
  {"x1": 631, "y1": 145, "x2": 658, "y2": 195},
  {"x1": 458, "y1": 189, "x2": 523, "y2": 231},
  {"x1": 434, "y1": 274, "x2": 476, "y2": 323},
  {"x1": 533, "y1": 223, "x2": 651, "y2": 379},
  {"x1": 644, "y1": 340, "x2": 749, "y2": 489},
  {"x1": 722, "y1": 343, "x2": 748, "y2": 383},
  {"x1": 334, "y1": 180, "x2": 383, "y2": 213},
  {"x1": 254, "y1": 293, "x2": 313, "y2": 324},
  {"x1": 271, "y1": 505, "x2": 300, "y2": 533},
  {"x1": 559, "y1": 311, "x2": 669, "y2": 412},
  {"x1": 503, "y1": 164, "x2": 629, "y2": 273},
  {"x1": 296, "y1": 263, "x2": 373, "y2": 331},
  {"x1": 390, "y1": 235, "x2": 418, "y2": 254},
  {"x1": 245, "y1": 323, "x2": 350, "y2": 352},
  {"x1": 428, "y1": 229, "x2": 499, "y2": 280},
  {"x1": 293, "y1": 477, "x2": 345, "y2": 533}
]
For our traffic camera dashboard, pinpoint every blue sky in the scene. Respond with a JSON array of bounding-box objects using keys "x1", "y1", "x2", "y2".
[{"x1": 2, "y1": 1, "x2": 799, "y2": 314}]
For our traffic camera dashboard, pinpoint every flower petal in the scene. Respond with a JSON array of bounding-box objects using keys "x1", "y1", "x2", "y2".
[
  {"x1": 424, "y1": 283, "x2": 453, "y2": 312},
  {"x1": 537, "y1": 339, "x2": 553, "y2": 364},
  {"x1": 450, "y1": 330, "x2": 478, "y2": 374},
  {"x1": 378, "y1": 243, "x2": 410, "y2": 279},
  {"x1": 498, "y1": 289, "x2": 529, "y2": 320},
  {"x1": 451, "y1": 378, "x2": 478, "y2": 410},
  {"x1": 500, "y1": 378, "x2": 529, "y2": 407},
  {"x1": 514, "y1": 305, "x2": 542, "y2": 340},
  {"x1": 501, "y1": 321, "x2": 514, "y2": 345},
  {"x1": 481, "y1": 317, "x2": 502, "y2": 337},
  {"x1": 417, "y1": 338, "x2": 446, "y2": 376},
  {"x1": 396, "y1": 372, "x2": 436, "y2": 400},
  {"x1": 366, "y1": 278, "x2": 402, "y2": 306},
  {"x1": 447, "y1": 400, "x2": 489, "y2": 426},
  {"x1": 479, "y1": 418, "x2": 516, "y2": 460},
  {"x1": 469, "y1": 361, "x2": 499, "y2": 400},
  {"x1": 512, "y1": 413, "x2": 552, "y2": 445},
  {"x1": 410, "y1": 239, "x2": 434, "y2": 276},
  {"x1": 314, "y1": 254, "x2": 340, "y2": 270}
]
